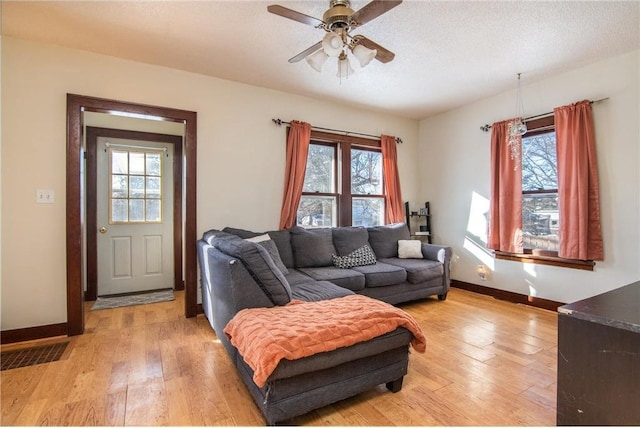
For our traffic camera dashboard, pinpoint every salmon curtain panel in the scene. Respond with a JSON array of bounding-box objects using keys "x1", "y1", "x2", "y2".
[
  {"x1": 554, "y1": 100, "x2": 604, "y2": 260},
  {"x1": 279, "y1": 121, "x2": 312, "y2": 229},
  {"x1": 381, "y1": 135, "x2": 405, "y2": 224},
  {"x1": 488, "y1": 118, "x2": 523, "y2": 253}
]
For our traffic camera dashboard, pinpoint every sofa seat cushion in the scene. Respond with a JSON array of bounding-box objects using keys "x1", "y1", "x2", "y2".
[
  {"x1": 290, "y1": 280, "x2": 355, "y2": 302},
  {"x1": 351, "y1": 262, "x2": 407, "y2": 288},
  {"x1": 267, "y1": 327, "x2": 413, "y2": 381},
  {"x1": 284, "y1": 268, "x2": 316, "y2": 286},
  {"x1": 379, "y1": 258, "x2": 444, "y2": 284},
  {"x1": 298, "y1": 266, "x2": 365, "y2": 291}
]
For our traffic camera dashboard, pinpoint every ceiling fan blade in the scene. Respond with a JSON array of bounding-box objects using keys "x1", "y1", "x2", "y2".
[
  {"x1": 267, "y1": 5, "x2": 324, "y2": 27},
  {"x1": 356, "y1": 36, "x2": 395, "y2": 63},
  {"x1": 350, "y1": 0, "x2": 402, "y2": 26},
  {"x1": 288, "y1": 41, "x2": 323, "y2": 63}
]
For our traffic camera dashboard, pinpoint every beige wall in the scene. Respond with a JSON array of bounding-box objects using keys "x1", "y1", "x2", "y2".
[
  {"x1": 1, "y1": 36, "x2": 420, "y2": 330},
  {"x1": 419, "y1": 50, "x2": 640, "y2": 303}
]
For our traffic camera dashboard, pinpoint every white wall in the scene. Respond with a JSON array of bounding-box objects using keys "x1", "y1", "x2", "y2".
[
  {"x1": 419, "y1": 50, "x2": 640, "y2": 303},
  {"x1": 1, "y1": 37, "x2": 419, "y2": 331}
]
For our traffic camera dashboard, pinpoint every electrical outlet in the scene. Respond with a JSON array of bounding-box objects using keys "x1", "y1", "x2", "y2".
[{"x1": 36, "y1": 189, "x2": 55, "y2": 204}]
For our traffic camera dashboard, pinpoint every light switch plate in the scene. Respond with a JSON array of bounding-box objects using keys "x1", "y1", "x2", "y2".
[{"x1": 36, "y1": 189, "x2": 55, "y2": 204}]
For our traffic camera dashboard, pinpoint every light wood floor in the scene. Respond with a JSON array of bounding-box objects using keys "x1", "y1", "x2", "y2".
[{"x1": 1, "y1": 288, "x2": 558, "y2": 426}]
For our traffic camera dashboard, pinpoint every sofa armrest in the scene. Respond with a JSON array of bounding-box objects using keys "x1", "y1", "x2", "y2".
[
  {"x1": 421, "y1": 243, "x2": 453, "y2": 294},
  {"x1": 421, "y1": 243, "x2": 452, "y2": 264}
]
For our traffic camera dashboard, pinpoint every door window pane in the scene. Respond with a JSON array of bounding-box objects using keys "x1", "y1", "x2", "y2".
[
  {"x1": 129, "y1": 199, "x2": 144, "y2": 222},
  {"x1": 146, "y1": 153, "x2": 161, "y2": 176},
  {"x1": 111, "y1": 151, "x2": 128, "y2": 174},
  {"x1": 129, "y1": 152, "x2": 145, "y2": 175},
  {"x1": 351, "y1": 149, "x2": 382, "y2": 195},
  {"x1": 112, "y1": 199, "x2": 128, "y2": 222},
  {"x1": 146, "y1": 199, "x2": 162, "y2": 222},
  {"x1": 109, "y1": 148, "x2": 163, "y2": 223}
]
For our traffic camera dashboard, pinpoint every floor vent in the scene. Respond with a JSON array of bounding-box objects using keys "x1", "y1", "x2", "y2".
[{"x1": 1, "y1": 342, "x2": 68, "y2": 371}]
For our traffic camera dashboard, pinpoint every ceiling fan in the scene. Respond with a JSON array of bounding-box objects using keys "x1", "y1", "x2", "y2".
[{"x1": 267, "y1": 0, "x2": 402, "y2": 76}]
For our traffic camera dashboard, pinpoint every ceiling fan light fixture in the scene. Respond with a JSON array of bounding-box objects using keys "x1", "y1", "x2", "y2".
[
  {"x1": 322, "y1": 31, "x2": 344, "y2": 57},
  {"x1": 352, "y1": 43, "x2": 377, "y2": 68},
  {"x1": 336, "y1": 56, "x2": 354, "y2": 79},
  {"x1": 306, "y1": 49, "x2": 329, "y2": 72}
]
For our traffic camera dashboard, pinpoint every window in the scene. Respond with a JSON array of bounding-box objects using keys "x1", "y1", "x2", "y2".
[
  {"x1": 521, "y1": 122, "x2": 558, "y2": 252},
  {"x1": 297, "y1": 132, "x2": 384, "y2": 227},
  {"x1": 495, "y1": 116, "x2": 595, "y2": 270},
  {"x1": 110, "y1": 148, "x2": 163, "y2": 223}
]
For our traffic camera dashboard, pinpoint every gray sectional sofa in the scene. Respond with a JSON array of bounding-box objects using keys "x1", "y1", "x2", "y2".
[{"x1": 197, "y1": 222, "x2": 452, "y2": 424}]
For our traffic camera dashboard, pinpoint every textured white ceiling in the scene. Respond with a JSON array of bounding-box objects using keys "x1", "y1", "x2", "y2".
[{"x1": 3, "y1": 1, "x2": 639, "y2": 119}]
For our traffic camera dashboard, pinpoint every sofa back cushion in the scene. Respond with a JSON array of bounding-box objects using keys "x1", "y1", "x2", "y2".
[
  {"x1": 367, "y1": 223, "x2": 411, "y2": 258},
  {"x1": 290, "y1": 226, "x2": 337, "y2": 268},
  {"x1": 222, "y1": 226, "x2": 262, "y2": 239},
  {"x1": 266, "y1": 229, "x2": 295, "y2": 269},
  {"x1": 213, "y1": 236, "x2": 292, "y2": 306},
  {"x1": 332, "y1": 226, "x2": 370, "y2": 256}
]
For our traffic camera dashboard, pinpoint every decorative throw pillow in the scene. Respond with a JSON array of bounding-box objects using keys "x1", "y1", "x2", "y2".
[
  {"x1": 398, "y1": 239, "x2": 423, "y2": 259},
  {"x1": 246, "y1": 234, "x2": 289, "y2": 275},
  {"x1": 332, "y1": 245, "x2": 377, "y2": 269}
]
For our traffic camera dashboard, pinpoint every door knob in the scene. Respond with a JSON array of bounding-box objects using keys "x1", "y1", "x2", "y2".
[{"x1": 99, "y1": 226, "x2": 108, "y2": 234}]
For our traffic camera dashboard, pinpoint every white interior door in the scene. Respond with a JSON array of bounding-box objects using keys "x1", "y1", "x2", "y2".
[{"x1": 96, "y1": 137, "x2": 174, "y2": 296}]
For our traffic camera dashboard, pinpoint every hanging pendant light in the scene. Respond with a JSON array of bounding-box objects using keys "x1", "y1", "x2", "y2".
[{"x1": 508, "y1": 73, "x2": 526, "y2": 168}]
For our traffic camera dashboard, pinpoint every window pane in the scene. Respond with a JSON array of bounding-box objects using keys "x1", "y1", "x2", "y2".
[
  {"x1": 129, "y1": 199, "x2": 144, "y2": 222},
  {"x1": 523, "y1": 193, "x2": 559, "y2": 251},
  {"x1": 146, "y1": 153, "x2": 161, "y2": 176},
  {"x1": 352, "y1": 197, "x2": 384, "y2": 227},
  {"x1": 129, "y1": 152, "x2": 145, "y2": 175},
  {"x1": 522, "y1": 132, "x2": 557, "y2": 191},
  {"x1": 146, "y1": 177, "x2": 161, "y2": 199},
  {"x1": 146, "y1": 199, "x2": 161, "y2": 222},
  {"x1": 297, "y1": 195, "x2": 336, "y2": 227},
  {"x1": 129, "y1": 176, "x2": 145, "y2": 198},
  {"x1": 112, "y1": 175, "x2": 128, "y2": 198},
  {"x1": 351, "y1": 149, "x2": 382, "y2": 194},
  {"x1": 302, "y1": 145, "x2": 335, "y2": 193},
  {"x1": 111, "y1": 151, "x2": 128, "y2": 174},
  {"x1": 112, "y1": 199, "x2": 128, "y2": 222}
]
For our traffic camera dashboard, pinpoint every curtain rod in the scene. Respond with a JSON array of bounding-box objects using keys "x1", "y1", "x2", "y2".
[
  {"x1": 479, "y1": 97, "x2": 609, "y2": 132},
  {"x1": 272, "y1": 118, "x2": 403, "y2": 144}
]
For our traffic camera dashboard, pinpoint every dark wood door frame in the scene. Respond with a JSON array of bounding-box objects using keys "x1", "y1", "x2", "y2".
[
  {"x1": 67, "y1": 94, "x2": 198, "y2": 336},
  {"x1": 85, "y1": 127, "x2": 184, "y2": 301}
]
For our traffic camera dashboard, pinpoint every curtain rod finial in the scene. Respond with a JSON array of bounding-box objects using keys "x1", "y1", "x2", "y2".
[
  {"x1": 480, "y1": 124, "x2": 491, "y2": 132},
  {"x1": 395, "y1": 137, "x2": 403, "y2": 144},
  {"x1": 272, "y1": 118, "x2": 283, "y2": 126}
]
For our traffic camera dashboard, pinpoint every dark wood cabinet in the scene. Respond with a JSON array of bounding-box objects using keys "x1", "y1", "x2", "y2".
[{"x1": 556, "y1": 281, "x2": 640, "y2": 426}]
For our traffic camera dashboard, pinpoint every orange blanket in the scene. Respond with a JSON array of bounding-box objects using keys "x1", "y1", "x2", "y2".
[{"x1": 224, "y1": 294, "x2": 426, "y2": 388}]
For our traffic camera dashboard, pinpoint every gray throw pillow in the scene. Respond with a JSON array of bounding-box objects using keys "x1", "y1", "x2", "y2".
[
  {"x1": 332, "y1": 244, "x2": 377, "y2": 269},
  {"x1": 290, "y1": 226, "x2": 337, "y2": 268},
  {"x1": 213, "y1": 236, "x2": 292, "y2": 306},
  {"x1": 367, "y1": 223, "x2": 411, "y2": 258},
  {"x1": 332, "y1": 227, "x2": 370, "y2": 256}
]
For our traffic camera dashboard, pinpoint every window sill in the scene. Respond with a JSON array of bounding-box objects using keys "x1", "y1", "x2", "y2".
[{"x1": 494, "y1": 251, "x2": 595, "y2": 271}]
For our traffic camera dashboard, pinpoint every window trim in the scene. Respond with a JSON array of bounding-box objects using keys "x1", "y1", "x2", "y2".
[
  {"x1": 495, "y1": 115, "x2": 596, "y2": 271},
  {"x1": 299, "y1": 130, "x2": 383, "y2": 227}
]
